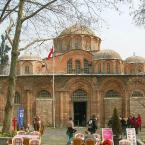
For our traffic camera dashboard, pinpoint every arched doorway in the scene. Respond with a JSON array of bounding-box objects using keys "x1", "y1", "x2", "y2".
[
  {"x1": 36, "y1": 90, "x2": 52, "y2": 125},
  {"x1": 72, "y1": 89, "x2": 87, "y2": 126},
  {"x1": 104, "y1": 90, "x2": 122, "y2": 126}
]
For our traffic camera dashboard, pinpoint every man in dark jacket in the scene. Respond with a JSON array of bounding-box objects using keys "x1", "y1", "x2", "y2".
[{"x1": 87, "y1": 114, "x2": 98, "y2": 134}]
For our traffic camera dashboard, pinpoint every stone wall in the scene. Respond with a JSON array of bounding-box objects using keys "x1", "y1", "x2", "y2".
[
  {"x1": 36, "y1": 99, "x2": 53, "y2": 126},
  {"x1": 130, "y1": 97, "x2": 145, "y2": 127}
]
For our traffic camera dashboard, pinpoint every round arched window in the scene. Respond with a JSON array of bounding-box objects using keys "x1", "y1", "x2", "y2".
[
  {"x1": 105, "y1": 90, "x2": 120, "y2": 98},
  {"x1": 72, "y1": 89, "x2": 87, "y2": 101},
  {"x1": 38, "y1": 90, "x2": 51, "y2": 99},
  {"x1": 132, "y1": 91, "x2": 144, "y2": 97},
  {"x1": 14, "y1": 92, "x2": 21, "y2": 104}
]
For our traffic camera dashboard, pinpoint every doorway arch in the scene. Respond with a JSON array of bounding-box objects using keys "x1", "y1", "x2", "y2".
[
  {"x1": 72, "y1": 89, "x2": 88, "y2": 126},
  {"x1": 104, "y1": 90, "x2": 122, "y2": 126}
]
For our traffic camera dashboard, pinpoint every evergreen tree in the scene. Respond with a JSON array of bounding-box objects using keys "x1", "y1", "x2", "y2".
[
  {"x1": 0, "y1": 34, "x2": 11, "y2": 74},
  {"x1": 112, "y1": 108, "x2": 122, "y2": 138}
]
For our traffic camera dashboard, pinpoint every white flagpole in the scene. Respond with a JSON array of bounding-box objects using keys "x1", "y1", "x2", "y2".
[{"x1": 52, "y1": 47, "x2": 55, "y2": 128}]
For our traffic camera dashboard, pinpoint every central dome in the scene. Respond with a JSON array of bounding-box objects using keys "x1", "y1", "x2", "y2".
[
  {"x1": 59, "y1": 24, "x2": 96, "y2": 36},
  {"x1": 94, "y1": 49, "x2": 122, "y2": 60}
]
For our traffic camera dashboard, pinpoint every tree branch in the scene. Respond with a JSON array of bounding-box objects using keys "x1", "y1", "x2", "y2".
[
  {"x1": 19, "y1": 38, "x2": 54, "y2": 51},
  {"x1": 22, "y1": 0, "x2": 57, "y2": 22},
  {"x1": 5, "y1": 17, "x2": 15, "y2": 46},
  {"x1": 5, "y1": 31, "x2": 13, "y2": 46},
  {"x1": 0, "y1": 0, "x2": 12, "y2": 22}
]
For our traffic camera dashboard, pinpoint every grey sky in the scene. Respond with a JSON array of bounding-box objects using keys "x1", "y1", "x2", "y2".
[
  {"x1": 98, "y1": 4, "x2": 145, "y2": 60},
  {"x1": 0, "y1": 1, "x2": 145, "y2": 60}
]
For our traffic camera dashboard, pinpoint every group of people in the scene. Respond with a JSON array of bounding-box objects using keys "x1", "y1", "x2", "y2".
[
  {"x1": 66, "y1": 113, "x2": 142, "y2": 144},
  {"x1": 108, "y1": 113, "x2": 142, "y2": 134},
  {"x1": 126, "y1": 114, "x2": 142, "y2": 134},
  {"x1": 66, "y1": 115, "x2": 98, "y2": 145}
]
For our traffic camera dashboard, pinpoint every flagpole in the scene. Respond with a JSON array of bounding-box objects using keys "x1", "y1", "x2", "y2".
[{"x1": 52, "y1": 47, "x2": 55, "y2": 128}]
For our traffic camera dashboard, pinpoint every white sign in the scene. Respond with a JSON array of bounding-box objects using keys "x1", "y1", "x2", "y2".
[{"x1": 126, "y1": 128, "x2": 137, "y2": 145}]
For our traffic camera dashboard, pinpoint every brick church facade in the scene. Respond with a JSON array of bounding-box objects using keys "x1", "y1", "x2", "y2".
[{"x1": 0, "y1": 24, "x2": 145, "y2": 127}]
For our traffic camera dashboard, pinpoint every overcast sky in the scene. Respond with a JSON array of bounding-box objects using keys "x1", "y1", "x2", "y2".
[
  {"x1": 0, "y1": 1, "x2": 145, "y2": 60},
  {"x1": 98, "y1": 4, "x2": 145, "y2": 60}
]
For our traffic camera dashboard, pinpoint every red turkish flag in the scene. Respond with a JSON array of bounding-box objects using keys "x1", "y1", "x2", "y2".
[{"x1": 48, "y1": 47, "x2": 54, "y2": 60}]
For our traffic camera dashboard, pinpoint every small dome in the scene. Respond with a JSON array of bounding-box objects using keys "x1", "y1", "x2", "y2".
[
  {"x1": 19, "y1": 53, "x2": 42, "y2": 61},
  {"x1": 94, "y1": 49, "x2": 122, "y2": 60},
  {"x1": 126, "y1": 56, "x2": 145, "y2": 64},
  {"x1": 59, "y1": 24, "x2": 96, "y2": 37}
]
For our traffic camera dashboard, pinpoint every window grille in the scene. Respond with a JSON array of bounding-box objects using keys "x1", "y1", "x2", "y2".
[
  {"x1": 72, "y1": 89, "x2": 87, "y2": 101},
  {"x1": 67, "y1": 59, "x2": 72, "y2": 73},
  {"x1": 107, "y1": 63, "x2": 110, "y2": 74},
  {"x1": 25, "y1": 66, "x2": 30, "y2": 74},
  {"x1": 76, "y1": 60, "x2": 81, "y2": 74},
  {"x1": 105, "y1": 90, "x2": 120, "y2": 98},
  {"x1": 103, "y1": 63, "x2": 105, "y2": 74},
  {"x1": 14, "y1": 92, "x2": 21, "y2": 104},
  {"x1": 132, "y1": 91, "x2": 144, "y2": 97},
  {"x1": 84, "y1": 59, "x2": 89, "y2": 73},
  {"x1": 38, "y1": 90, "x2": 51, "y2": 99}
]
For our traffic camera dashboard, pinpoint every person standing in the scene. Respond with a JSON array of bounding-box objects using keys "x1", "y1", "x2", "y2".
[
  {"x1": 32, "y1": 116, "x2": 37, "y2": 131},
  {"x1": 66, "y1": 117, "x2": 75, "y2": 145},
  {"x1": 36, "y1": 115, "x2": 41, "y2": 132},
  {"x1": 87, "y1": 114, "x2": 98, "y2": 134},
  {"x1": 137, "y1": 114, "x2": 142, "y2": 132}
]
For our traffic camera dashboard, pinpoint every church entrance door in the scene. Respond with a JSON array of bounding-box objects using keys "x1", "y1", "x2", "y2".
[{"x1": 73, "y1": 102, "x2": 87, "y2": 126}]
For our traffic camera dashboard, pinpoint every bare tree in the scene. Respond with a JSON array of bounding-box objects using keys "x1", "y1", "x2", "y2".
[
  {"x1": 0, "y1": 0, "x2": 134, "y2": 133},
  {"x1": 133, "y1": 1, "x2": 145, "y2": 27}
]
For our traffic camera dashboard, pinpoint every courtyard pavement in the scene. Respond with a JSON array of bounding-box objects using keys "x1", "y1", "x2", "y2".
[
  {"x1": 0, "y1": 126, "x2": 144, "y2": 144},
  {"x1": 41, "y1": 127, "x2": 145, "y2": 145}
]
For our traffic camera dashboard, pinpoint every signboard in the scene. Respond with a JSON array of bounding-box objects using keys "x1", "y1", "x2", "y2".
[
  {"x1": 17, "y1": 107, "x2": 24, "y2": 129},
  {"x1": 102, "y1": 128, "x2": 113, "y2": 142},
  {"x1": 126, "y1": 128, "x2": 137, "y2": 145}
]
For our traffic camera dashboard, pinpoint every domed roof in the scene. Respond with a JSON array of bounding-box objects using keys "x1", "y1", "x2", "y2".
[
  {"x1": 19, "y1": 53, "x2": 42, "y2": 61},
  {"x1": 94, "y1": 49, "x2": 122, "y2": 60},
  {"x1": 126, "y1": 55, "x2": 145, "y2": 64},
  {"x1": 59, "y1": 24, "x2": 96, "y2": 37}
]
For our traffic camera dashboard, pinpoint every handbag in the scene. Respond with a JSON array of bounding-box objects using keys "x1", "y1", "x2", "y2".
[{"x1": 67, "y1": 127, "x2": 77, "y2": 133}]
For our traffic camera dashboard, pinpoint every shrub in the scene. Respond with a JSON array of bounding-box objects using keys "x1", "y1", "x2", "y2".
[
  {"x1": 111, "y1": 108, "x2": 122, "y2": 138},
  {"x1": 0, "y1": 131, "x2": 16, "y2": 137}
]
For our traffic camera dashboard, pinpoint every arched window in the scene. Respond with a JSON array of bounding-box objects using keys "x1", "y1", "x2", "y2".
[
  {"x1": 98, "y1": 63, "x2": 101, "y2": 74},
  {"x1": 14, "y1": 92, "x2": 21, "y2": 104},
  {"x1": 66, "y1": 41, "x2": 70, "y2": 51},
  {"x1": 84, "y1": 59, "x2": 89, "y2": 73},
  {"x1": 116, "y1": 63, "x2": 119, "y2": 74},
  {"x1": 105, "y1": 90, "x2": 120, "y2": 98},
  {"x1": 84, "y1": 37, "x2": 91, "y2": 50},
  {"x1": 76, "y1": 60, "x2": 81, "y2": 73},
  {"x1": 25, "y1": 66, "x2": 30, "y2": 74},
  {"x1": 38, "y1": 90, "x2": 51, "y2": 99},
  {"x1": 103, "y1": 63, "x2": 105, "y2": 74},
  {"x1": 74, "y1": 37, "x2": 81, "y2": 49},
  {"x1": 67, "y1": 59, "x2": 72, "y2": 73},
  {"x1": 132, "y1": 91, "x2": 144, "y2": 97},
  {"x1": 72, "y1": 89, "x2": 87, "y2": 101},
  {"x1": 107, "y1": 63, "x2": 110, "y2": 74}
]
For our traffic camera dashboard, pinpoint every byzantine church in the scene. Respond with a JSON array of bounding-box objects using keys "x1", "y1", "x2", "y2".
[{"x1": 0, "y1": 24, "x2": 145, "y2": 127}]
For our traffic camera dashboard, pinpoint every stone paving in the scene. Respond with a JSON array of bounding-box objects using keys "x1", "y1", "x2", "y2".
[
  {"x1": 0, "y1": 126, "x2": 144, "y2": 145},
  {"x1": 41, "y1": 127, "x2": 145, "y2": 145}
]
